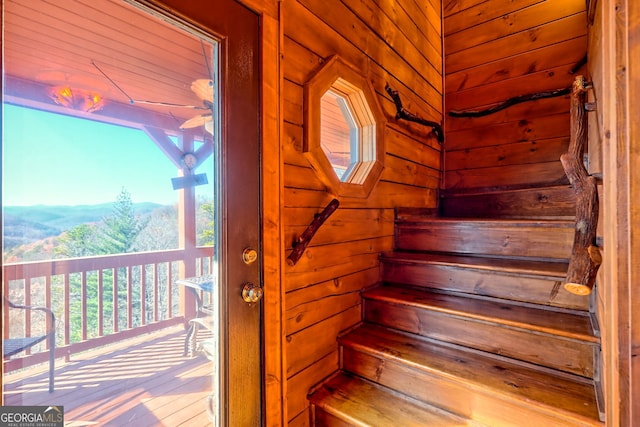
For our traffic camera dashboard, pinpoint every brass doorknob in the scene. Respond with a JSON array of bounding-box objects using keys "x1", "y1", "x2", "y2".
[{"x1": 241, "y1": 282, "x2": 263, "y2": 303}]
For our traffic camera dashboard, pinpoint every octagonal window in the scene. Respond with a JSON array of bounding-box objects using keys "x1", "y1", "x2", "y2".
[
  {"x1": 304, "y1": 56, "x2": 385, "y2": 198},
  {"x1": 320, "y1": 88, "x2": 359, "y2": 181}
]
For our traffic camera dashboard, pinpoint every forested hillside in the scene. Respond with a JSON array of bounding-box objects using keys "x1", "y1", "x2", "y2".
[
  {"x1": 3, "y1": 202, "x2": 163, "y2": 249},
  {"x1": 3, "y1": 190, "x2": 214, "y2": 263}
]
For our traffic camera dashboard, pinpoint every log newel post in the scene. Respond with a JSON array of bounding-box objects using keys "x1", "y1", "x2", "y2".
[
  {"x1": 561, "y1": 75, "x2": 601, "y2": 296},
  {"x1": 287, "y1": 199, "x2": 340, "y2": 266}
]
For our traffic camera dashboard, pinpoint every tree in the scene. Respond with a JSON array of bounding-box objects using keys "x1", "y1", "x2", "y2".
[
  {"x1": 54, "y1": 224, "x2": 99, "y2": 258},
  {"x1": 198, "y1": 201, "x2": 215, "y2": 246},
  {"x1": 132, "y1": 205, "x2": 178, "y2": 251},
  {"x1": 96, "y1": 188, "x2": 149, "y2": 254}
]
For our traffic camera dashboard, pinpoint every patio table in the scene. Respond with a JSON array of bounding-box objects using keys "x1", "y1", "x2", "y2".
[{"x1": 176, "y1": 274, "x2": 217, "y2": 357}]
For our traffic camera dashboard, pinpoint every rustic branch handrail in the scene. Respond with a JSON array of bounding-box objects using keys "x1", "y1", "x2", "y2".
[
  {"x1": 287, "y1": 198, "x2": 339, "y2": 266},
  {"x1": 448, "y1": 87, "x2": 572, "y2": 118},
  {"x1": 385, "y1": 84, "x2": 444, "y2": 143},
  {"x1": 561, "y1": 75, "x2": 601, "y2": 295}
]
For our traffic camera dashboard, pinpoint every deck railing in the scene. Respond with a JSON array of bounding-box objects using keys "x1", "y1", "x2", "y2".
[{"x1": 3, "y1": 247, "x2": 213, "y2": 372}]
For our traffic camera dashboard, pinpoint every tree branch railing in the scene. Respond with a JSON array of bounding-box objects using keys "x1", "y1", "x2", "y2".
[
  {"x1": 561, "y1": 75, "x2": 601, "y2": 296},
  {"x1": 385, "y1": 84, "x2": 444, "y2": 143},
  {"x1": 287, "y1": 198, "x2": 340, "y2": 266},
  {"x1": 448, "y1": 87, "x2": 572, "y2": 118}
]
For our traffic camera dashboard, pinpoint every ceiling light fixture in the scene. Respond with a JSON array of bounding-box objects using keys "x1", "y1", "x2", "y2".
[{"x1": 47, "y1": 85, "x2": 105, "y2": 113}]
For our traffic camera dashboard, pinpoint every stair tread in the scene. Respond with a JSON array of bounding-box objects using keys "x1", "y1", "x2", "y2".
[
  {"x1": 341, "y1": 323, "x2": 601, "y2": 423},
  {"x1": 364, "y1": 285, "x2": 598, "y2": 343},
  {"x1": 310, "y1": 373, "x2": 475, "y2": 426},
  {"x1": 381, "y1": 251, "x2": 568, "y2": 278}
]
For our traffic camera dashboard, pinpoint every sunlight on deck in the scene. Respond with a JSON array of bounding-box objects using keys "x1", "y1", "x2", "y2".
[{"x1": 3, "y1": 326, "x2": 214, "y2": 426}]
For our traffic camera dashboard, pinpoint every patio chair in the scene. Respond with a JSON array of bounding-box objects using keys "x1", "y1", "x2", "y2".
[{"x1": 3, "y1": 298, "x2": 56, "y2": 393}]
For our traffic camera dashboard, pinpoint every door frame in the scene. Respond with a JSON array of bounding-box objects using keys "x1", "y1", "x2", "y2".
[{"x1": 132, "y1": 1, "x2": 283, "y2": 425}]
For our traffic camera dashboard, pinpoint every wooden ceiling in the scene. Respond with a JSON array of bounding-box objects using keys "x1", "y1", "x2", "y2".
[{"x1": 3, "y1": 0, "x2": 215, "y2": 133}]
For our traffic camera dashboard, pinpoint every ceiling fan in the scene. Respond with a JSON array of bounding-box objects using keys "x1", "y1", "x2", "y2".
[
  {"x1": 179, "y1": 79, "x2": 214, "y2": 135},
  {"x1": 92, "y1": 60, "x2": 215, "y2": 135}
]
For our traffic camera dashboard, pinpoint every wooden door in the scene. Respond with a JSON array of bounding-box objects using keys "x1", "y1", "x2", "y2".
[{"x1": 134, "y1": 1, "x2": 262, "y2": 424}]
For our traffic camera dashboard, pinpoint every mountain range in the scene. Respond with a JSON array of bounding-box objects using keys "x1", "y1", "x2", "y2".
[{"x1": 3, "y1": 202, "x2": 165, "y2": 250}]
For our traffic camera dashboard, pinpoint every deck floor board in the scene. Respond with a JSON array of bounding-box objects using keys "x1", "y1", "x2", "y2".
[{"x1": 3, "y1": 326, "x2": 214, "y2": 426}]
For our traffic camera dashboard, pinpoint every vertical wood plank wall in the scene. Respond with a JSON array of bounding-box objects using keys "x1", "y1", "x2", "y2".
[
  {"x1": 589, "y1": 0, "x2": 640, "y2": 424},
  {"x1": 587, "y1": 0, "x2": 609, "y2": 423},
  {"x1": 281, "y1": 1, "x2": 443, "y2": 424},
  {"x1": 443, "y1": 0, "x2": 587, "y2": 192}
]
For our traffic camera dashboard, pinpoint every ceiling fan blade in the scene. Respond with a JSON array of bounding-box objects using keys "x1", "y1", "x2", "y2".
[
  {"x1": 181, "y1": 113, "x2": 212, "y2": 131},
  {"x1": 181, "y1": 114, "x2": 211, "y2": 128},
  {"x1": 181, "y1": 114, "x2": 214, "y2": 135},
  {"x1": 191, "y1": 79, "x2": 214, "y2": 102}
]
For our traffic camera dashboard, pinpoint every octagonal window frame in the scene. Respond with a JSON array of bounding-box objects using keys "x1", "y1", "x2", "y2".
[{"x1": 304, "y1": 55, "x2": 385, "y2": 198}]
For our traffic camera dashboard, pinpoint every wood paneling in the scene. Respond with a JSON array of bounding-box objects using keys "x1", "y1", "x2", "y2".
[
  {"x1": 443, "y1": 0, "x2": 587, "y2": 193},
  {"x1": 3, "y1": 0, "x2": 218, "y2": 126},
  {"x1": 589, "y1": 0, "x2": 640, "y2": 424},
  {"x1": 281, "y1": 0, "x2": 443, "y2": 422},
  {"x1": 287, "y1": 351, "x2": 339, "y2": 422}
]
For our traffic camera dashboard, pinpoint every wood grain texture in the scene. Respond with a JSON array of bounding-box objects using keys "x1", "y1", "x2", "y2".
[
  {"x1": 444, "y1": 1, "x2": 587, "y2": 194},
  {"x1": 256, "y1": 9, "x2": 284, "y2": 427},
  {"x1": 339, "y1": 324, "x2": 602, "y2": 426},
  {"x1": 282, "y1": 9, "x2": 442, "y2": 411},
  {"x1": 286, "y1": 305, "x2": 361, "y2": 377},
  {"x1": 589, "y1": 0, "x2": 640, "y2": 423},
  {"x1": 445, "y1": 0, "x2": 585, "y2": 54},
  {"x1": 363, "y1": 286, "x2": 597, "y2": 377},
  {"x1": 440, "y1": 185, "x2": 577, "y2": 218},
  {"x1": 310, "y1": 373, "x2": 473, "y2": 426},
  {"x1": 395, "y1": 218, "x2": 574, "y2": 259},
  {"x1": 561, "y1": 76, "x2": 601, "y2": 295},
  {"x1": 288, "y1": 351, "x2": 339, "y2": 422},
  {"x1": 381, "y1": 251, "x2": 589, "y2": 309},
  {"x1": 282, "y1": 0, "x2": 442, "y2": 410}
]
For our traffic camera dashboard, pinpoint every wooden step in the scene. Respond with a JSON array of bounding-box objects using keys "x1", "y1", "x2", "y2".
[
  {"x1": 394, "y1": 218, "x2": 574, "y2": 260},
  {"x1": 439, "y1": 185, "x2": 576, "y2": 219},
  {"x1": 339, "y1": 324, "x2": 603, "y2": 426},
  {"x1": 380, "y1": 251, "x2": 588, "y2": 310},
  {"x1": 309, "y1": 373, "x2": 476, "y2": 426},
  {"x1": 363, "y1": 285, "x2": 599, "y2": 377}
]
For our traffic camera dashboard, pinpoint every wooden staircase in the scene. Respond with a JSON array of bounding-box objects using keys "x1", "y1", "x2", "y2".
[{"x1": 308, "y1": 209, "x2": 603, "y2": 426}]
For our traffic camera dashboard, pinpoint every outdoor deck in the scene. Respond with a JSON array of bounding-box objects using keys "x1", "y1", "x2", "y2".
[{"x1": 3, "y1": 326, "x2": 214, "y2": 426}]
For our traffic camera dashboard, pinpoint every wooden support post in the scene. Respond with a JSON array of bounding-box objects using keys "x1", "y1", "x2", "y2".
[{"x1": 561, "y1": 76, "x2": 602, "y2": 295}]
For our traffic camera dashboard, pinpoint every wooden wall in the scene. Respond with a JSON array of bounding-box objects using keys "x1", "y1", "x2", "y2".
[
  {"x1": 281, "y1": 0, "x2": 443, "y2": 424},
  {"x1": 588, "y1": 0, "x2": 640, "y2": 424},
  {"x1": 443, "y1": 0, "x2": 588, "y2": 193}
]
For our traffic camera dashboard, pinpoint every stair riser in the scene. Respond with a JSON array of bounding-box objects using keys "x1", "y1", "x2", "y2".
[
  {"x1": 440, "y1": 186, "x2": 577, "y2": 219},
  {"x1": 313, "y1": 410, "x2": 352, "y2": 427},
  {"x1": 382, "y1": 261, "x2": 589, "y2": 310},
  {"x1": 395, "y1": 223, "x2": 573, "y2": 259},
  {"x1": 341, "y1": 347, "x2": 600, "y2": 427},
  {"x1": 364, "y1": 299, "x2": 595, "y2": 377}
]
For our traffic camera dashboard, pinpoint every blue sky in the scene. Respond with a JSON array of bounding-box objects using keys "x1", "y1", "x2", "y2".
[{"x1": 3, "y1": 104, "x2": 213, "y2": 206}]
